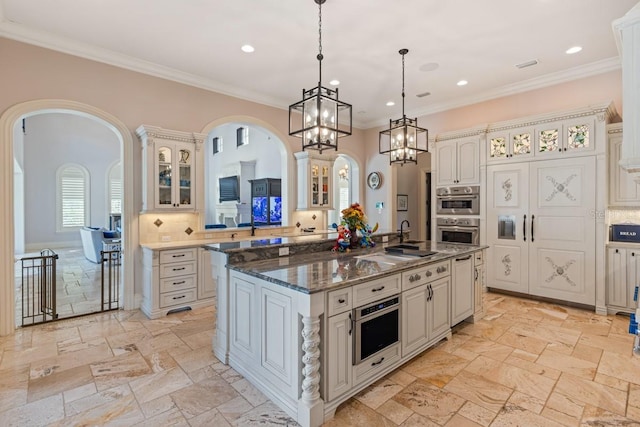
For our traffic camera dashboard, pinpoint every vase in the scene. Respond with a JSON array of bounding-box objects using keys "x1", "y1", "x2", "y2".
[{"x1": 349, "y1": 227, "x2": 359, "y2": 249}]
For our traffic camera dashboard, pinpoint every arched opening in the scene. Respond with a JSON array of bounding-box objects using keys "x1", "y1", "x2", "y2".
[
  {"x1": 201, "y1": 116, "x2": 292, "y2": 230},
  {"x1": 0, "y1": 100, "x2": 135, "y2": 336}
]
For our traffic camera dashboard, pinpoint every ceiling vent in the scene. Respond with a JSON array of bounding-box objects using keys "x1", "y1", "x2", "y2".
[
  {"x1": 515, "y1": 59, "x2": 539, "y2": 69},
  {"x1": 416, "y1": 92, "x2": 431, "y2": 98}
]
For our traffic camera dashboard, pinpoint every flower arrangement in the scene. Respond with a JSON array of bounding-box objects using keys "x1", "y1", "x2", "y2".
[
  {"x1": 341, "y1": 203, "x2": 367, "y2": 232},
  {"x1": 337, "y1": 203, "x2": 378, "y2": 248}
]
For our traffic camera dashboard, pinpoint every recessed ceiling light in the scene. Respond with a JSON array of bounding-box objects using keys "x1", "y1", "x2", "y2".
[
  {"x1": 241, "y1": 44, "x2": 255, "y2": 53},
  {"x1": 457, "y1": 80, "x2": 468, "y2": 86},
  {"x1": 386, "y1": 101, "x2": 395, "y2": 106},
  {"x1": 357, "y1": 110, "x2": 367, "y2": 115},
  {"x1": 329, "y1": 79, "x2": 340, "y2": 86},
  {"x1": 565, "y1": 46, "x2": 582, "y2": 54}
]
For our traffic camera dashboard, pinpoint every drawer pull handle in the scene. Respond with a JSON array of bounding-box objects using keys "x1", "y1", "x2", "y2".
[
  {"x1": 173, "y1": 281, "x2": 186, "y2": 285},
  {"x1": 426, "y1": 270, "x2": 432, "y2": 277},
  {"x1": 371, "y1": 286, "x2": 385, "y2": 292},
  {"x1": 456, "y1": 255, "x2": 472, "y2": 261},
  {"x1": 173, "y1": 267, "x2": 186, "y2": 271},
  {"x1": 172, "y1": 254, "x2": 186, "y2": 258},
  {"x1": 409, "y1": 275, "x2": 415, "y2": 282},
  {"x1": 338, "y1": 298, "x2": 346, "y2": 304},
  {"x1": 416, "y1": 274, "x2": 421, "y2": 280},
  {"x1": 172, "y1": 295, "x2": 186, "y2": 300},
  {"x1": 371, "y1": 357, "x2": 385, "y2": 366}
]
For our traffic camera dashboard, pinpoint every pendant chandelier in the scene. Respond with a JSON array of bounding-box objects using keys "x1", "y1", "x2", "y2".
[
  {"x1": 289, "y1": 0, "x2": 352, "y2": 153},
  {"x1": 379, "y1": 49, "x2": 429, "y2": 165}
]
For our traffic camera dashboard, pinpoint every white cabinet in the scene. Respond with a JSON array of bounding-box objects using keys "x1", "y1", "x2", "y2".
[
  {"x1": 198, "y1": 247, "x2": 216, "y2": 300},
  {"x1": 435, "y1": 137, "x2": 480, "y2": 186},
  {"x1": 451, "y1": 254, "x2": 474, "y2": 325},
  {"x1": 534, "y1": 118, "x2": 596, "y2": 159},
  {"x1": 140, "y1": 246, "x2": 216, "y2": 319},
  {"x1": 137, "y1": 125, "x2": 205, "y2": 212},
  {"x1": 401, "y1": 262, "x2": 450, "y2": 357},
  {"x1": 294, "y1": 151, "x2": 337, "y2": 209},
  {"x1": 606, "y1": 246, "x2": 640, "y2": 313},
  {"x1": 230, "y1": 273, "x2": 260, "y2": 363},
  {"x1": 487, "y1": 156, "x2": 596, "y2": 305},
  {"x1": 487, "y1": 127, "x2": 534, "y2": 162},
  {"x1": 326, "y1": 310, "x2": 353, "y2": 401},
  {"x1": 474, "y1": 250, "x2": 485, "y2": 318},
  {"x1": 608, "y1": 124, "x2": 640, "y2": 206}
]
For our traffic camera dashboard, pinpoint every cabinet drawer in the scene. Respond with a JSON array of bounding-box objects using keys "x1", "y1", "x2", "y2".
[
  {"x1": 160, "y1": 248, "x2": 197, "y2": 264},
  {"x1": 354, "y1": 343, "x2": 401, "y2": 386},
  {"x1": 159, "y1": 288, "x2": 197, "y2": 308},
  {"x1": 474, "y1": 251, "x2": 484, "y2": 266},
  {"x1": 160, "y1": 260, "x2": 197, "y2": 278},
  {"x1": 402, "y1": 260, "x2": 450, "y2": 291},
  {"x1": 160, "y1": 274, "x2": 197, "y2": 293},
  {"x1": 327, "y1": 287, "x2": 353, "y2": 316},
  {"x1": 353, "y1": 274, "x2": 401, "y2": 308}
]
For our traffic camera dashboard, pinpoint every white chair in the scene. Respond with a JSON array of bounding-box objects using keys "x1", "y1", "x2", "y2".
[{"x1": 79, "y1": 227, "x2": 120, "y2": 263}]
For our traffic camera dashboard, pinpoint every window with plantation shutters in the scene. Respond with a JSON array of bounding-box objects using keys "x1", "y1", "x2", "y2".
[
  {"x1": 56, "y1": 164, "x2": 90, "y2": 231},
  {"x1": 108, "y1": 162, "x2": 122, "y2": 214}
]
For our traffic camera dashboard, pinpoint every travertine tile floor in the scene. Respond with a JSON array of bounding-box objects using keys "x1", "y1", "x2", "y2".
[{"x1": 1, "y1": 292, "x2": 640, "y2": 426}]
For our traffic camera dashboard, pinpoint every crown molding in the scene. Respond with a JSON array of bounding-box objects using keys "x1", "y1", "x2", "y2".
[
  {"x1": 364, "y1": 57, "x2": 621, "y2": 130},
  {"x1": 0, "y1": 17, "x2": 622, "y2": 131},
  {"x1": 0, "y1": 19, "x2": 292, "y2": 114}
]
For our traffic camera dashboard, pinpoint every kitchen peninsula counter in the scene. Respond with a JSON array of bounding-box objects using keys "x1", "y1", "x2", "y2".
[{"x1": 210, "y1": 237, "x2": 486, "y2": 427}]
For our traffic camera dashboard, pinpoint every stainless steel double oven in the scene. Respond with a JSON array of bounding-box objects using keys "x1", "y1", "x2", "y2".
[{"x1": 436, "y1": 185, "x2": 480, "y2": 245}]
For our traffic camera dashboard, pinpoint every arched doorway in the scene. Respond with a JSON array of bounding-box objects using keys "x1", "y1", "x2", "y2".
[
  {"x1": 0, "y1": 100, "x2": 135, "y2": 336},
  {"x1": 201, "y1": 116, "x2": 293, "y2": 229}
]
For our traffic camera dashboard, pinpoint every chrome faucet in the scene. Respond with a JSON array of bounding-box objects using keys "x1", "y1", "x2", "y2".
[{"x1": 399, "y1": 220, "x2": 410, "y2": 243}]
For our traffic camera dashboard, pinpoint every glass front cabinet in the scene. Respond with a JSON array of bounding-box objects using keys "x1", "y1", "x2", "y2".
[
  {"x1": 137, "y1": 125, "x2": 206, "y2": 212},
  {"x1": 294, "y1": 151, "x2": 336, "y2": 210}
]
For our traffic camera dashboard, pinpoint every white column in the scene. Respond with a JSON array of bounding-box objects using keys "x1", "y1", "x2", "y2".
[
  {"x1": 613, "y1": 2, "x2": 640, "y2": 180},
  {"x1": 297, "y1": 292, "x2": 324, "y2": 427}
]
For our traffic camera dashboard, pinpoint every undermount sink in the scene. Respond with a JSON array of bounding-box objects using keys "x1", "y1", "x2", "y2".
[
  {"x1": 387, "y1": 244, "x2": 421, "y2": 251},
  {"x1": 402, "y1": 239, "x2": 425, "y2": 244},
  {"x1": 385, "y1": 244, "x2": 438, "y2": 258}
]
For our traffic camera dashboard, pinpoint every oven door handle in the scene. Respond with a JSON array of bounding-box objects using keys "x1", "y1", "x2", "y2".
[{"x1": 348, "y1": 313, "x2": 353, "y2": 336}]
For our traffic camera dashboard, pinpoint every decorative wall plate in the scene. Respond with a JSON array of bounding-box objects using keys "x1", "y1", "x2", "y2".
[{"x1": 367, "y1": 172, "x2": 382, "y2": 189}]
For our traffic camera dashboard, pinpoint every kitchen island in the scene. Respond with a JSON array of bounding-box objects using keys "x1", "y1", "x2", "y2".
[{"x1": 206, "y1": 238, "x2": 486, "y2": 427}]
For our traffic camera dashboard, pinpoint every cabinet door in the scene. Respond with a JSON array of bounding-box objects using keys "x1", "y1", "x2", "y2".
[
  {"x1": 528, "y1": 156, "x2": 596, "y2": 305},
  {"x1": 451, "y1": 255, "x2": 474, "y2": 326},
  {"x1": 486, "y1": 162, "x2": 530, "y2": 294},
  {"x1": 564, "y1": 118, "x2": 595, "y2": 155},
  {"x1": 428, "y1": 277, "x2": 450, "y2": 339},
  {"x1": 309, "y1": 159, "x2": 333, "y2": 209},
  {"x1": 607, "y1": 248, "x2": 628, "y2": 308},
  {"x1": 155, "y1": 144, "x2": 174, "y2": 208},
  {"x1": 175, "y1": 142, "x2": 195, "y2": 209},
  {"x1": 474, "y1": 264, "x2": 485, "y2": 316},
  {"x1": 509, "y1": 128, "x2": 534, "y2": 161},
  {"x1": 435, "y1": 140, "x2": 457, "y2": 186},
  {"x1": 401, "y1": 284, "x2": 429, "y2": 357},
  {"x1": 488, "y1": 132, "x2": 509, "y2": 162},
  {"x1": 628, "y1": 250, "x2": 640, "y2": 310},
  {"x1": 230, "y1": 274, "x2": 260, "y2": 362},
  {"x1": 198, "y1": 248, "x2": 216, "y2": 300},
  {"x1": 609, "y1": 134, "x2": 640, "y2": 206},
  {"x1": 457, "y1": 139, "x2": 480, "y2": 184},
  {"x1": 326, "y1": 311, "x2": 353, "y2": 402}
]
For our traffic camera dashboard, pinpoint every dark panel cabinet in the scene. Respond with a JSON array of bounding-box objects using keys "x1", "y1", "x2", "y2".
[{"x1": 250, "y1": 178, "x2": 282, "y2": 225}]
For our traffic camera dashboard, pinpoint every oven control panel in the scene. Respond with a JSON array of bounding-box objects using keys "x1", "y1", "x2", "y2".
[
  {"x1": 359, "y1": 296, "x2": 399, "y2": 318},
  {"x1": 436, "y1": 217, "x2": 480, "y2": 227}
]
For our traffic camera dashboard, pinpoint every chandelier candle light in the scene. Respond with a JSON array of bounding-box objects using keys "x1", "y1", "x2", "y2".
[
  {"x1": 289, "y1": 0, "x2": 352, "y2": 153},
  {"x1": 379, "y1": 49, "x2": 429, "y2": 165}
]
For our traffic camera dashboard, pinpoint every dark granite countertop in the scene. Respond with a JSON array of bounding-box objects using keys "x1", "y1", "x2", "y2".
[{"x1": 225, "y1": 241, "x2": 487, "y2": 294}]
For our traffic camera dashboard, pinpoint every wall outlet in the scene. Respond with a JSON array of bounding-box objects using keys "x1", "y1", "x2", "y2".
[
  {"x1": 161, "y1": 235, "x2": 171, "y2": 241},
  {"x1": 382, "y1": 236, "x2": 388, "y2": 243},
  {"x1": 279, "y1": 247, "x2": 289, "y2": 257}
]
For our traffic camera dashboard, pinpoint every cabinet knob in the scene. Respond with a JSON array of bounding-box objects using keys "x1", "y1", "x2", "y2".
[
  {"x1": 616, "y1": 249, "x2": 619, "y2": 254},
  {"x1": 416, "y1": 274, "x2": 421, "y2": 280},
  {"x1": 426, "y1": 270, "x2": 433, "y2": 277},
  {"x1": 409, "y1": 275, "x2": 415, "y2": 282},
  {"x1": 338, "y1": 298, "x2": 345, "y2": 304}
]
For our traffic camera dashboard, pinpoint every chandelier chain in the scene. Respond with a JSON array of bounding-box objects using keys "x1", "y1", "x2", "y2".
[
  {"x1": 318, "y1": 0, "x2": 322, "y2": 57},
  {"x1": 401, "y1": 51, "x2": 406, "y2": 117}
]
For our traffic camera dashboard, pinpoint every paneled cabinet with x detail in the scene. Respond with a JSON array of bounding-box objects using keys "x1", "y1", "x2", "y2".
[{"x1": 486, "y1": 156, "x2": 596, "y2": 305}]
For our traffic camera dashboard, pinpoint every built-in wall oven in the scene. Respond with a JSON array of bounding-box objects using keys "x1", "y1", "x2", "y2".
[
  {"x1": 436, "y1": 185, "x2": 480, "y2": 215},
  {"x1": 436, "y1": 217, "x2": 480, "y2": 245},
  {"x1": 353, "y1": 295, "x2": 400, "y2": 366}
]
